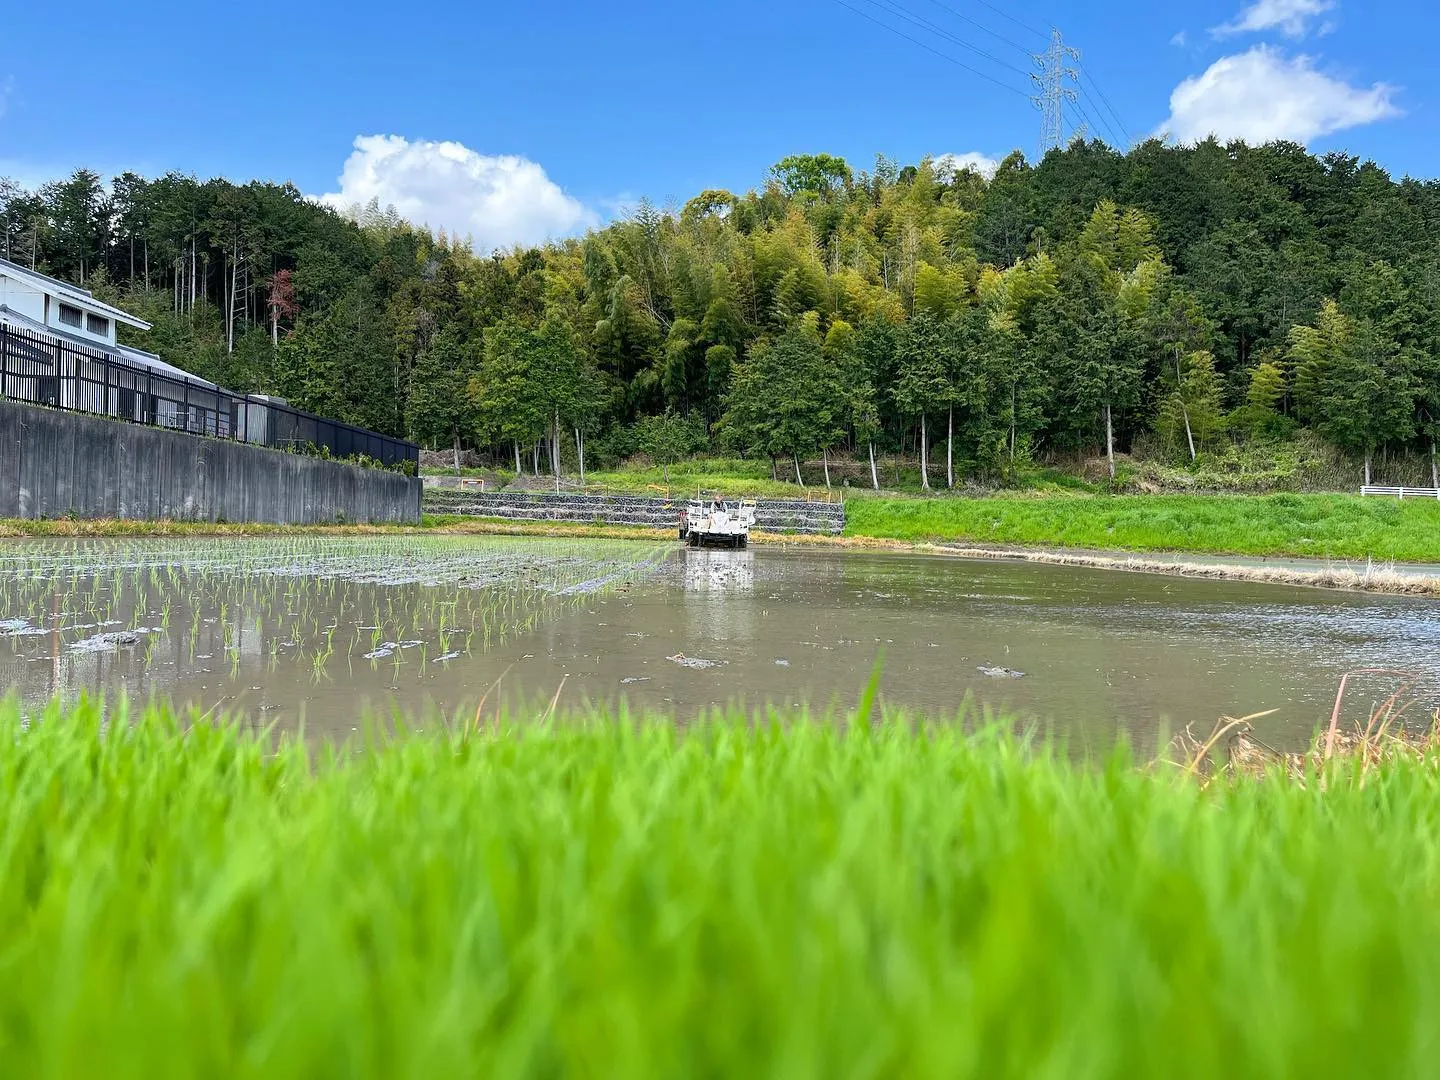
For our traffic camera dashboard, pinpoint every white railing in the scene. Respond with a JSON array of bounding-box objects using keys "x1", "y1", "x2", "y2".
[{"x1": 1360, "y1": 486, "x2": 1440, "y2": 499}]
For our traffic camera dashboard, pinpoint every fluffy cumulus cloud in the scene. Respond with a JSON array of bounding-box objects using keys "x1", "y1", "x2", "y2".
[
  {"x1": 1213, "y1": 0, "x2": 1335, "y2": 38},
  {"x1": 933, "y1": 152, "x2": 1000, "y2": 180},
  {"x1": 318, "y1": 135, "x2": 597, "y2": 253},
  {"x1": 1156, "y1": 46, "x2": 1399, "y2": 144}
]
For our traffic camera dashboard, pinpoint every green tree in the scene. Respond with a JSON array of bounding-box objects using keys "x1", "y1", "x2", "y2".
[
  {"x1": 472, "y1": 318, "x2": 545, "y2": 475},
  {"x1": 722, "y1": 323, "x2": 843, "y2": 487},
  {"x1": 894, "y1": 313, "x2": 951, "y2": 490},
  {"x1": 408, "y1": 328, "x2": 477, "y2": 468},
  {"x1": 1157, "y1": 351, "x2": 1223, "y2": 460},
  {"x1": 771, "y1": 154, "x2": 853, "y2": 198},
  {"x1": 635, "y1": 410, "x2": 705, "y2": 487},
  {"x1": 1291, "y1": 300, "x2": 1415, "y2": 484},
  {"x1": 1234, "y1": 361, "x2": 1289, "y2": 439}
]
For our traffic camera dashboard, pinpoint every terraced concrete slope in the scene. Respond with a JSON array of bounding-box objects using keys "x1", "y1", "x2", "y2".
[{"x1": 424, "y1": 489, "x2": 846, "y2": 534}]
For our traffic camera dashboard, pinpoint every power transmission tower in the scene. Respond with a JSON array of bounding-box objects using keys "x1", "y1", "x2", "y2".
[{"x1": 1031, "y1": 28, "x2": 1080, "y2": 158}]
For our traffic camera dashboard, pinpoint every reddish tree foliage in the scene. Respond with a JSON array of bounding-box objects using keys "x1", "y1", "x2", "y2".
[{"x1": 266, "y1": 269, "x2": 298, "y2": 340}]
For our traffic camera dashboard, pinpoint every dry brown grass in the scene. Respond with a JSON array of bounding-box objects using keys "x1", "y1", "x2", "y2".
[{"x1": 1168, "y1": 669, "x2": 1440, "y2": 785}]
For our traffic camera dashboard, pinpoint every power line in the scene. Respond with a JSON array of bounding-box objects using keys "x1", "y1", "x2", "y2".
[
  {"x1": 1081, "y1": 69, "x2": 1132, "y2": 146},
  {"x1": 1076, "y1": 88, "x2": 1123, "y2": 147},
  {"x1": 1066, "y1": 96, "x2": 1105, "y2": 146},
  {"x1": 916, "y1": 0, "x2": 1034, "y2": 54},
  {"x1": 827, "y1": 0, "x2": 1031, "y2": 98},
  {"x1": 859, "y1": 0, "x2": 1033, "y2": 78},
  {"x1": 1079, "y1": 96, "x2": 1122, "y2": 146},
  {"x1": 833, "y1": 0, "x2": 1126, "y2": 158},
  {"x1": 970, "y1": 0, "x2": 1047, "y2": 40}
]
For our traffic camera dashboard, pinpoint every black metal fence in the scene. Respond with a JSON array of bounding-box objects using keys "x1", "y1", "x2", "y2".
[{"x1": 0, "y1": 322, "x2": 418, "y2": 471}]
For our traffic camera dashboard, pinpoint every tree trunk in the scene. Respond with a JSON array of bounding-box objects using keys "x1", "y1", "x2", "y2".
[
  {"x1": 514, "y1": 440, "x2": 522, "y2": 476},
  {"x1": 1364, "y1": 451, "x2": 1372, "y2": 488},
  {"x1": 576, "y1": 427, "x2": 585, "y2": 486},
  {"x1": 1105, "y1": 404, "x2": 1116, "y2": 481},
  {"x1": 552, "y1": 409, "x2": 561, "y2": 480},
  {"x1": 946, "y1": 405, "x2": 954, "y2": 489},
  {"x1": 919, "y1": 414, "x2": 931, "y2": 490},
  {"x1": 453, "y1": 431, "x2": 460, "y2": 473},
  {"x1": 1010, "y1": 384, "x2": 1017, "y2": 464},
  {"x1": 770, "y1": 456, "x2": 777, "y2": 482},
  {"x1": 226, "y1": 243, "x2": 238, "y2": 354},
  {"x1": 822, "y1": 447, "x2": 831, "y2": 489},
  {"x1": 794, "y1": 452, "x2": 805, "y2": 488},
  {"x1": 271, "y1": 310, "x2": 279, "y2": 346},
  {"x1": 1175, "y1": 350, "x2": 1195, "y2": 462},
  {"x1": 1431, "y1": 439, "x2": 1438, "y2": 491},
  {"x1": 869, "y1": 441, "x2": 879, "y2": 491},
  {"x1": 532, "y1": 440, "x2": 540, "y2": 478}
]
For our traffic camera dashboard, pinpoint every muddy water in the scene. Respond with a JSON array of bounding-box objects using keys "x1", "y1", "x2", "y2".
[{"x1": 1, "y1": 537, "x2": 1436, "y2": 748}]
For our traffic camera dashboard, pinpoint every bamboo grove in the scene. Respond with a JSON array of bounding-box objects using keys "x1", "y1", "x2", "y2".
[{"x1": 3, "y1": 138, "x2": 1438, "y2": 485}]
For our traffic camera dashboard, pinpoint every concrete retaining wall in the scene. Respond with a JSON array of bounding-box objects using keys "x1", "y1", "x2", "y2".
[
  {"x1": 0, "y1": 400, "x2": 422, "y2": 524},
  {"x1": 424, "y1": 488, "x2": 846, "y2": 534}
]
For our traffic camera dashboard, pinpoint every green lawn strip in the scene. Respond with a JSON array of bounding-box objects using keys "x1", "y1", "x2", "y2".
[
  {"x1": 0, "y1": 516, "x2": 673, "y2": 542},
  {"x1": 0, "y1": 518, "x2": 436, "y2": 539},
  {"x1": 844, "y1": 494, "x2": 1440, "y2": 562},
  {"x1": 4, "y1": 697, "x2": 1439, "y2": 1076}
]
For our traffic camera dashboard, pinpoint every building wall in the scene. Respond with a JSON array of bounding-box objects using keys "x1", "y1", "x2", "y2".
[
  {"x1": 0, "y1": 274, "x2": 46, "y2": 323},
  {"x1": 0, "y1": 399, "x2": 421, "y2": 524},
  {"x1": 0, "y1": 272, "x2": 121, "y2": 347}
]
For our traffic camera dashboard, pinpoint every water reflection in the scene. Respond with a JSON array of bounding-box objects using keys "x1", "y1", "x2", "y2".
[
  {"x1": 0, "y1": 538, "x2": 1436, "y2": 748},
  {"x1": 681, "y1": 548, "x2": 755, "y2": 594}
]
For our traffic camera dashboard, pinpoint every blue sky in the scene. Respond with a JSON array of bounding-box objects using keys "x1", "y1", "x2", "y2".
[{"x1": 0, "y1": 0, "x2": 1433, "y2": 250}]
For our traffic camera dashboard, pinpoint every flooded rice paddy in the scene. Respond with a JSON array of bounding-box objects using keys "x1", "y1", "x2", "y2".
[{"x1": 1, "y1": 535, "x2": 1437, "y2": 748}]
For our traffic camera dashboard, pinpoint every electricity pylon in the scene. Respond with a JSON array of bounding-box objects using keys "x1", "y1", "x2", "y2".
[{"x1": 1031, "y1": 28, "x2": 1080, "y2": 159}]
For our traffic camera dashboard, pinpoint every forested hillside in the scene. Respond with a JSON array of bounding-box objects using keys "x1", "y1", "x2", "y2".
[{"x1": 3, "y1": 138, "x2": 1438, "y2": 485}]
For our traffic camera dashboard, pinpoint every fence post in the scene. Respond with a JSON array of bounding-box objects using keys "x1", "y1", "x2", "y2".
[
  {"x1": 0, "y1": 324, "x2": 7, "y2": 400},
  {"x1": 102, "y1": 353, "x2": 110, "y2": 418},
  {"x1": 182, "y1": 378, "x2": 190, "y2": 432}
]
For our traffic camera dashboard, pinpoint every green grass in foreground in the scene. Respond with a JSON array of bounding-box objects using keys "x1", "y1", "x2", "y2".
[
  {"x1": 7, "y1": 698, "x2": 1440, "y2": 1076},
  {"x1": 846, "y1": 492, "x2": 1440, "y2": 562}
]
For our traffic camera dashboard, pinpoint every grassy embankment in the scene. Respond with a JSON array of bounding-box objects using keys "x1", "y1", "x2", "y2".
[
  {"x1": 8, "y1": 491, "x2": 1440, "y2": 566},
  {"x1": 0, "y1": 516, "x2": 671, "y2": 542},
  {"x1": 846, "y1": 493, "x2": 1440, "y2": 563},
  {"x1": 432, "y1": 457, "x2": 851, "y2": 501},
  {"x1": 5, "y1": 696, "x2": 1440, "y2": 1076}
]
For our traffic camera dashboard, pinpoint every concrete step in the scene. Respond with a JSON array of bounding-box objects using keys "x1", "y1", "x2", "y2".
[{"x1": 422, "y1": 490, "x2": 846, "y2": 534}]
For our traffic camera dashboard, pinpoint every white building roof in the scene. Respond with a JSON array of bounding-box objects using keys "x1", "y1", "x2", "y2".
[{"x1": 0, "y1": 256, "x2": 152, "y2": 330}]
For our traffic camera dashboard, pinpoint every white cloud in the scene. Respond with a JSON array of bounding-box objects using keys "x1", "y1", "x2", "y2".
[
  {"x1": 1170, "y1": 31, "x2": 1188, "y2": 47},
  {"x1": 1156, "y1": 46, "x2": 1399, "y2": 144},
  {"x1": 318, "y1": 135, "x2": 597, "y2": 253},
  {"x1": 1213, "y1": 0, "x2": 1335, "y2": 38},
  {"x1": 934, "y1": 152, "x2": 1000, "y2": 180}
]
